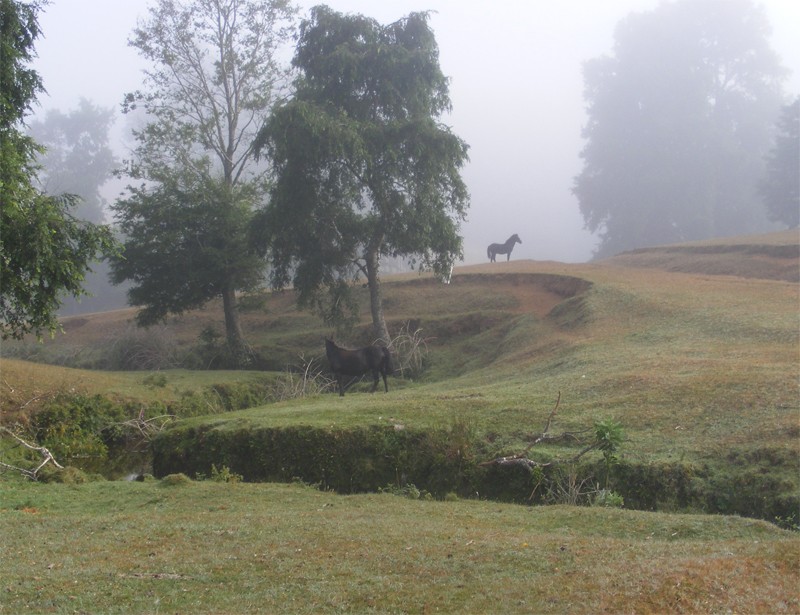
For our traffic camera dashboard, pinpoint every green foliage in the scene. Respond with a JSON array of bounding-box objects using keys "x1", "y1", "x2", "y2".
[
  {"x1": 30, "y1": 394, "x2": 127, "y2": 469},
  {"x1": 593, "y1": 418, "x2": 625, "y2": 488},
  {"x1": 208, "y1": 464, "x2": 243, "y2": 484},
  {"x1": 0, "y1": 1, "x2": 116, "y2": 340},
  {"x1": 379, "y1": 483, "x2": 433, "y2": 500},
  {"x1": 160, "y1": 472, "x2": 193, "y2": 486},
  {"x1": 760, "y1": 97, "x2": 800, "y2": 228},
  {"x1": 142, "y1": 373, "x2": 168, "y2": 388},
  {"x1": 111, "y1": 172, "x2": 264, "y2": 327},
  {"x1": 574, "y1": 0, "x2": 786, "y2": 258},
  {"x1": 254, "y1": 6, "x2": 469, "y2": 340},
  {"x1": 593, "y1": 489, "x2": 625, "y2": 508},
  {"x1": 111, "y1": 0, "x2": 296, "y2": 359},
  {"x1": 152, "y1": 423, "x2": 479, "y2": 497}
]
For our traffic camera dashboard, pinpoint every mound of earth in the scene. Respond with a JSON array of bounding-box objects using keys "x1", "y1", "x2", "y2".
[{"x1": 603, "y1": 230, "x2": 799, "y2": 281}]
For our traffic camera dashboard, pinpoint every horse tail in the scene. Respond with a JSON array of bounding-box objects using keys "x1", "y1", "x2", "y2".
[{"x1": 487, "y1": 245, "x2": 492, "y2": 260}]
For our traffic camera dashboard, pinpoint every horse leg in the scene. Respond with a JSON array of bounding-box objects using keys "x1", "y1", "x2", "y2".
[
  {"x1": 370, "y1": 369, "x2": 380, "y2": 393},
  {"x1": 381, "y1": 368, "x2": 388, "y2": 393},
  {"x1": 337, "y1": 374, "x2": 345, "y2": 396}
]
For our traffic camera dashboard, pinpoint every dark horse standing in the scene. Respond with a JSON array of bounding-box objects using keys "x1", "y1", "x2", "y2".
[
  {"x1": 487, "y1": 234, "x2": 522, "y2": 262},
  {"x1": 325, "y1": 338, "x2": 392, "y2": 397}
]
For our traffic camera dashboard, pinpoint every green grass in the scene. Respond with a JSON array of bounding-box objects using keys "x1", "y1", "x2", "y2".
[
  {"x1": 1, "y1": 479, "x2": 797, "y2": 614},
  {"x1": 3, "y1": 236, "x2": 798, "y2": 500},
  {"x1": 1, "y1": 232, "x2": 799, "y2": 612}
]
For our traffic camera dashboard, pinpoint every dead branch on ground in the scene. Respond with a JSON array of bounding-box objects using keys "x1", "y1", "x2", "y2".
[
  {"x1": 480, "y1": 392, "x2": 597, "y2": 470},
  {"x1": 0, "y1": 426, "x2": 64, "y2": 480},
  {"x1": 119, "y1": 409, "x2": 175, "y2": 444}
]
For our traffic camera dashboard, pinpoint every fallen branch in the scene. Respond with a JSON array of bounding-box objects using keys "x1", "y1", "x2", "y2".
[
  {"x1": 118, "y1": 410, "x2": 175, "y2": 443},
  {"x1": 480, "y1": 392, "x2": 597, "y2": 469},
  {"x1": 0, "y1": 426, "x2": 64, "y2": 480}
]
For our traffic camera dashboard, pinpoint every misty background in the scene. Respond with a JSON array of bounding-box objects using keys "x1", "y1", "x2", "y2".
[{"x1": 26, "y1": 0, "x2": 800, "y2": 314}]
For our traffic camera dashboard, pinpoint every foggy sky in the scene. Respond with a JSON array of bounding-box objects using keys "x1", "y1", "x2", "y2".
[{"x1": 31, "y1": 0, "x2": 800, "y2": 264}]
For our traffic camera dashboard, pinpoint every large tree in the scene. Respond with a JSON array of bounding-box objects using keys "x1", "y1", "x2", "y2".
[
  {"x1": 760, "y1": 97, "x2": 799, "y2": 228},
  {"x1": 110, "y1": 0, "x2": 295, "y2": 364},
  {"x1": 254, "y1": 6, "x2": 469, "y2": 344},
  {"x1": 0, "y1": 0, "x2": 114, "y2": 340},
  {"x1": 574, "y1": 0, "x2": 787, "y2": 258}
]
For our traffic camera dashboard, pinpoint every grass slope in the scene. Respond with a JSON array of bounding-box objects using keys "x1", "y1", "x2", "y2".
[
  {"x1": 1, "y1": 231, "x2": 798, "y2": 487},
  {"x1": 1, "y1": 231, "x2": 798, "y2": 613},
  {"x1": 1, "y1": 480, "x2": 797, "y2": 614}
]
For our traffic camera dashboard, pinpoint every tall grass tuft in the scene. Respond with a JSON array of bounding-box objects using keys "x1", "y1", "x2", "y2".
[{"x1": 388, "y1": 321, "x2": 432, "y2": 380}]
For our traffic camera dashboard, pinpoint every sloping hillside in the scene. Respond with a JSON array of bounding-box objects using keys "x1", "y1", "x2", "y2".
[
  {"x1": 603, "y1": 229, "x2": 799, "y2": 281},
  {"x1": 2, "y1": 231, "x2": 798, "y2": 521}
]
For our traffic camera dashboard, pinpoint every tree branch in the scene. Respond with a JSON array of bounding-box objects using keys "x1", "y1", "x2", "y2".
[
  {"x1": 480, "y1": 392, "x2": 597, "y2": 469},
  {"x1": 0, "y1": 426, "x2": 63, "y2": 480}
]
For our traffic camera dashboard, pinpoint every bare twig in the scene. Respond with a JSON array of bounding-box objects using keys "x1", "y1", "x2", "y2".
[
  {"x1": 0, "y1": 426, "x2": 63, "y2": 480},
  {"x1": 481, "y1": 392, "x2": 597, "y2": 469},
  {"x1": 118, "y1": 413, "x2": 175, "y2": 442}
]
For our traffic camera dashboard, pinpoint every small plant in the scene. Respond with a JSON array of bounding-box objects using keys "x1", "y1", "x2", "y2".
[
  {"x1": 161, "y1": 473, "x2": 192, "y2": 486},
  {"x1": 594, "y1": 418, "x2": 625, "y2": 489},
  {"x1": 380, "y1": 483, "x2": 432, "y2": 500},
  {"x1": 544, "y1": 465, "x2": 596, "y2": 506},
  {"x1": 210, "y1": 464, "x2": 243, "y2": 484},
  {"x1": 105, "y1": 325, "x2": 183, "y2": 370},
  {"x1": 272, "y1": 355, "x2": 336, "y2": 400},
  {"x1": 593, "y1": 488, "x2": 625, "y2": 508},
  {"x1": 388, "y1": 321, "x2": 433, "y2": 380},
  {"x1": 142, "y1": 373, "x2": 168, "y2": 388}
]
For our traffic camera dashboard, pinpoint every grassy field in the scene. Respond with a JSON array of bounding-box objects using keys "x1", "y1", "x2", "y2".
[
  {"x1": 1, "y1": 231, "x2": 798, "y2": 612},
  {"x1": 1, "y1": 478, "x2": 798, "y2": 614}
]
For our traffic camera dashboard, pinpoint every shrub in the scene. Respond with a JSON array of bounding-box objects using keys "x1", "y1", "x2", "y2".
[
  {"x1": 271, "y1": 356, "x2": 335, "y2": 400},
  {"x1": 388, "y1": 321, "x2": 432, "y2": 380},
  {"x1": 30, "y1": 394, "x2": 127, "y2": 473},
  {"x1": 161, "y1": 473, "x2": 192, "y2": 486},
  {"x1": 105, "y1": 325, "x2": 183, "y2": 370},
  {"x1": 209, "y1": 464, "x2": 243, "y2": 483},
  {"x1": 593, "y1": 489, "x2": 625, "y2": 508}
]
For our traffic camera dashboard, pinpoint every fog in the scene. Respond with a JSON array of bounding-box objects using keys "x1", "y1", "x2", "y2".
[{"x1": 32, "y1": 0, "x2": 800, "y2": 265}]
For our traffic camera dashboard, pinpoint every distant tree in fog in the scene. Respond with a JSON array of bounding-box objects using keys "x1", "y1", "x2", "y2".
[
  {"x1": 760, "y1": 98, "x2": 799, "y2": 229},
  {"x1": 253, "y1": 7, "x2": 469, "y2": 344},
  {"x1": 28, "y1": 99, "x2": 126, "y2": 315},
  {"x1": 574, "y1": 0, "x2": 787, "y2": 258},
  {"x1": 110, "y1": 0, "x2": 296, "y2": 365},
  {"x1": 28, "y1": 99, "x2": 116, "y2": 224}
]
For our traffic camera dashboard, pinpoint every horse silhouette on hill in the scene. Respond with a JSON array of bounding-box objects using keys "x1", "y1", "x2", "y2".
[
  {"x1": 325, "y1": 338, "x2": 392, "y2": 397},
  {"x1": 487, "y1": 234, "x2": 522, "y2": 262}
]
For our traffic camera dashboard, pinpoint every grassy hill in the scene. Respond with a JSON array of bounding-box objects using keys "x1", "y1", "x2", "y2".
[
  {"x1": 2, "y1": 231, "x2": 798, "y2": 501},
  {"x1": 1, "y1": 231, "x2": 798, "y2": 613}
]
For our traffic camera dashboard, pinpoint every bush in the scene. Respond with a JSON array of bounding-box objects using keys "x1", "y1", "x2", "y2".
[
  {"x1": 161, "y1": 473, "x2": 193, "y2": 486},
  {"x1": 593, "y1": 489, "x2": 625, "y2": 508},
  {"x1": 30, "y1": 394, "x2": 128, "y2": 473},
  {"x1": 389, "y1": 321, "x2": 432, "y2": 380},
  {"x1": 105, "y1": 325, "x2": 183, "y2": 370}
]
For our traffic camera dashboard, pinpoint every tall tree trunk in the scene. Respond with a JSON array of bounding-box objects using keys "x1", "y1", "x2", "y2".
[
  {"x1": 365, "y1": 247, "x2": 390, "y2": 346},
  {"x1": 221, "y1": 281, "x2": 248, "y2": 365}
]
